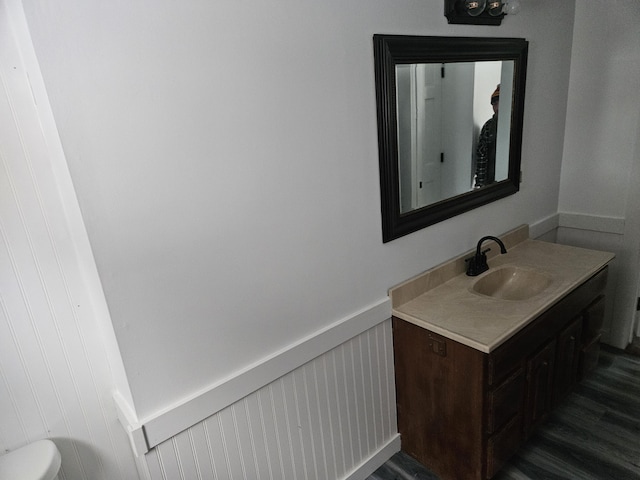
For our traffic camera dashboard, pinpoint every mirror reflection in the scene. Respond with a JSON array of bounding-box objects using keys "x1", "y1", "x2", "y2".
[
  {"x1": 373, "y1": 35, "x2": 528, "y2": 243},
  {"x1": 396, "y1": 60, "x2": 515, "y2": 213}
]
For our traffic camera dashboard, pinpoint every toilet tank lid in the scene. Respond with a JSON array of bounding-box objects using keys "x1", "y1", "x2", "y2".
[{"x1": 0, "y1": 440, "x2": 61, "y2": 480}]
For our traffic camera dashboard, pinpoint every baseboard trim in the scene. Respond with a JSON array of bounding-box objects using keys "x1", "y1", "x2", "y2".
[{"x1": 344, "y1": 434, "x2": 401, "y2": 480}]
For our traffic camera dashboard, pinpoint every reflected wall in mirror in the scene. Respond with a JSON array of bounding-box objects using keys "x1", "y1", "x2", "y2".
[
  {"x1": 374, "y1": 35, "x2": 528, "y2": 242},
  {"x1": 396, "y1": 60, "x2": 513, "y2": 213}
]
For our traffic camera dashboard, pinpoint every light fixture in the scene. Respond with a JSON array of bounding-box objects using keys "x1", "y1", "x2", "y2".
[
  {"x1": 487, "y1": 1, "x2": 504, "y2": 16},
  {"x1": 503, "y1": 0, "x2": 522, "y2": 15},
  {"x1": 464, "y1": 0, "x2": 487, "y2": 17},
  {"x1": 445, "y1": 0, "x2": 521, "y2": 25}
]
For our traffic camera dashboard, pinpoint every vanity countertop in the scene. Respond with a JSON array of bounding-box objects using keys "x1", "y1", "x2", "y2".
[{"x1": 389, "y1": 230, "x2": 615, "y2": 353}]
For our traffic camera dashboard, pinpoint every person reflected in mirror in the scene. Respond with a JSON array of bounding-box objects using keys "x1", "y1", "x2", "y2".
[{"x1": 474, "y1": 84, "x2": 500, "y2": 188}]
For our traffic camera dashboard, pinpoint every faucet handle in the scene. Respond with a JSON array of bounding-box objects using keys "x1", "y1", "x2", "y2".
[
  {"x1": 465, "y1": 251, "x2": 490, "y2": 276},
  {"x1": 477, "y1": 250, "x2": 490, "y2": 270}
]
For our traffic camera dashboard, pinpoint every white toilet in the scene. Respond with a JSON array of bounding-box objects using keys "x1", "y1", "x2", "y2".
[{"x1": 0, "y1": 440, "x2": 61, "y2": 480}]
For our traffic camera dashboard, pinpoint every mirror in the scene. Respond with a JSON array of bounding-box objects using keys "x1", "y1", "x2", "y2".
[{"x1": 373, "y1": 35, "x2": 528, "y2": 242}]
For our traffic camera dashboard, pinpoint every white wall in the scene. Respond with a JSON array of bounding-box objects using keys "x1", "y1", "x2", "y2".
[
  {"x1": 21, "y1": 0, "x2": 577, "y2": 422},
  {"x1": 559, "y1": 1, "x2": 640, "y2": 218},
  {"x1": 558, "y1": 1, "x2": 640, "y2": 347},
  {"x1": 0, "y1": 1, "x2": 139, "y2": 478}
]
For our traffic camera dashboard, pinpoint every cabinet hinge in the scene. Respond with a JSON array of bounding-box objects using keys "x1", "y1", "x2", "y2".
[{"x1": 428, "y1": 332, "x2": 447, "y2": 357}]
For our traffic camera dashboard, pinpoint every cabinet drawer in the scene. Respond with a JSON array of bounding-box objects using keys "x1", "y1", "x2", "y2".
[
  {"x1": 487, "y1": 368, "x2": 524, "y2": 435},
  {"x1": 486, "y1": 414, "x2": 522, "y2": 479}
]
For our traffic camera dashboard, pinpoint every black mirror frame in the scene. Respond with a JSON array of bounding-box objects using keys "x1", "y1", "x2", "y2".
[{"x1": 373, "y1": 35, "x2": 528, "y2": 243}]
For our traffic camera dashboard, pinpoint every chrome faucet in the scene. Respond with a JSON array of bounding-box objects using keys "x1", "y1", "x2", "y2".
[{"x1": 466, "y1": 236, "x2": 507, "y2": 276}]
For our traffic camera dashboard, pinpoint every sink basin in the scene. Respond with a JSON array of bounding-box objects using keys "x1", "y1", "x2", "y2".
[{"x1": 471, "y1": 266, "x2": 553, "y2": 300}]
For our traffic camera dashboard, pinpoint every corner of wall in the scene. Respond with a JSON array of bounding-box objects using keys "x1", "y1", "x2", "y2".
[
  {"x1": 113, "y1": 392, "x2": 149, "y2": 457},
  {"x1": 529, "y1": 213, "x2": 559, "y2": 241}
]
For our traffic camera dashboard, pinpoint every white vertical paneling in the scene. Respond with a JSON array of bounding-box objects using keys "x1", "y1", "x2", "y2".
[
  {"x1": 323, "y1": 352, "x2": 345, "y2": 474},
  {"x1": 303, "y1": 361, "x2": 328, "y2": 480},
  {"x1": 352, "y1": 335, "x2": 371, "y2": 456},
  {"x1": 270, "y1": 379, "x2": 296, "y2": 478},
  {"x1": 338, "y1": 344, "x2": 356, "y2": 469},
  {"x1": 280, "y1": 373, "x2": 308, "y2": 479},
  {"x1": 143, "y1": 320, "x2": 398, "y2": 480},
  {"x1": 188, "y1": 423, "x2": 216, "y2": 480},
  {"x1": 240, "y1": 394, "x2": 268, "y2": 479},
  {"x1": 0, "y1": 2, "x2": 140, "y2": 479}
]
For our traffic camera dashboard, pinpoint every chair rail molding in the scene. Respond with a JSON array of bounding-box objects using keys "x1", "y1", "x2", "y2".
[{"x1": 115, "y1": 298, "x2": 392, "y2": 453}]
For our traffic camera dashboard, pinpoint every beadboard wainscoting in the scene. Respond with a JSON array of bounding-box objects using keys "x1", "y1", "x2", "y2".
[{"x1": 136, "y1": 319, "x2": 399, "y2": 480}]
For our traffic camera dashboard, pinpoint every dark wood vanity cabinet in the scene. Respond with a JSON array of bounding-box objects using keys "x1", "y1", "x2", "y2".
[{"x1": 393, "y1": 266, "x2": 608, "y2": 480}]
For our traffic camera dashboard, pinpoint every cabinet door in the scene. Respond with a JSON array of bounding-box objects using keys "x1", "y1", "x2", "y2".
[
  {"x1": 487, "y1": 368, "x2": 524, "y2": 435},
  {"x1": 486, "y1": 414, "x2": 522, "y2": 479},
  {"x1": 553, "y1": 316, "x2": 583, "y2": 405},
  {"x1": 524, "y1": 340, "x2": 556, "y2": 436},
  {"x1": 583, "y1": 295, "x2": 605, "y2": 343}
]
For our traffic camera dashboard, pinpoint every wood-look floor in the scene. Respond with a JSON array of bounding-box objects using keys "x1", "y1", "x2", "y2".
[{"x1": 369, "y1": 346, "x2": 640, "y2": 480}]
